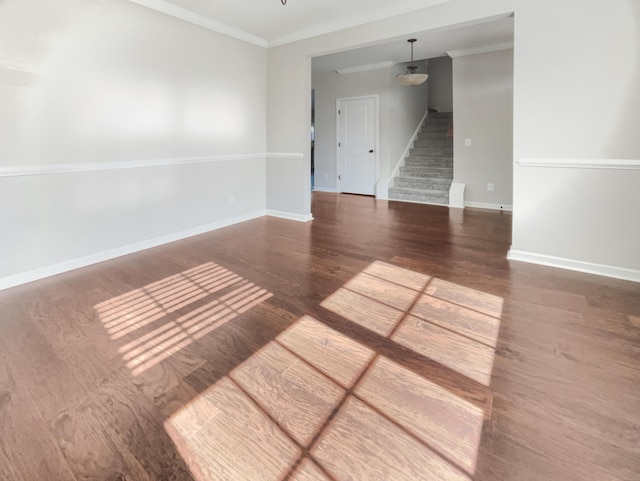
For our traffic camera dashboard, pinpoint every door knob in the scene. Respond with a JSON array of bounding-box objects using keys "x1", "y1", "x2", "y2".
[{"x1": 369, "y1": 149, "x2": 374, "y2": 153}]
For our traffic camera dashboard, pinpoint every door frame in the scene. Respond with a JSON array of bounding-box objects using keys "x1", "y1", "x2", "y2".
[{"x1": 336, "y1": 94, "x2": 380, "y2": 195}]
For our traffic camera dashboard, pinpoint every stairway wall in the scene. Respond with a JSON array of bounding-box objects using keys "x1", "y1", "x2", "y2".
[
  {"x1": 452, "y1": 48, "x2": 513, "y2": 209},
  {"x1": 311, "y1": 61, "x2": 428, "y2": 193},
  {"x1": 428, "y1": 56, "x2": 453, "y2": 113}
]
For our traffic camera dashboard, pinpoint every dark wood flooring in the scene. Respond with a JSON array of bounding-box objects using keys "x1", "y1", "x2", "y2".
[{"x1": 1, "y1": 192, "x2": 639, "y2": 480}]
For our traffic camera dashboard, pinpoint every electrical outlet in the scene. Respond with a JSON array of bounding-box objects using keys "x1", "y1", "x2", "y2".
[
  {"x1": 487, "y1": 183, "x2": 495, "y2": 192},
  {"x1": 464, "y1": 138, "x2": 472, "y2": 147},
  {"x1": 227, "y1": 194, "x2": 236, "y2": 204}
]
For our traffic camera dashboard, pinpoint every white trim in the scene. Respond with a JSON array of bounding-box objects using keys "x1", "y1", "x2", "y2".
[
  {"x1": 266, "y1": 152, "x2": 305, "y2": 160},
  {"x1": 388, "y1": 198, "x2": 449, "y2": 208},
  {"x1": 376, "y1": 177, "x2": 389, "y2": 200},
  {"x1": 266, "y1": 210, "x2": 314, "y2": 222},
  {"x1": 507, "y1": 250, "x2": 640, "y2": 284},
  {"x1": 0, "y1": 50, "x2": 40, "y2": 74},
  {"x1": 465, "y1": 201, "x2": 513, "y2": 211},
  {"x1": 0, "y1": 153, "x2": 303, "y2": 178},
  {"x1": 336, "y1": 95, "x2": 379, "y2": 196},
  {"x1": 447, "y1": 42, "x2": 513, "y2": 58},
  {"x1": 449, "y1": 182, "x2": 465, "y2": 209},
  {"x1": 516, "y1": 158, "x2": 640, "y2": 170},
  {"x1": 0, "y1": 210, "x2": 267, "y2": 291},
  {"x1": 312, "y1": 187, "x2": 338, "y2": 193},
  {"x1": 126, "y1": 0, "x2": 268, "y2": 47},
  {"x1": 336, "y1": 61, "x2": 396, "y2": 75}
]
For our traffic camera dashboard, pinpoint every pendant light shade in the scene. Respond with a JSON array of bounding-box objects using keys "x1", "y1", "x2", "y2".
[{"x1": 396, "y1": 39, "x2": 429, "y2": 86}]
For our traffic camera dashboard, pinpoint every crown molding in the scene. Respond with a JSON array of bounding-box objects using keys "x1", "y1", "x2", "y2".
[
  {"x1": 268, "y1": 0, "x2": 451, "y2": 47},
  {"x1": 127, "y1": 0, "x2": 453, "y2": 49},
  {"x1": 447, "y1": 42, "x2": 513, "y2": 58},
  {"x1": 126, "y1": 0, "x2": 268, "y2": 47},
  {"x1": 336, "y1": 61, "x2": 396, "y2": 75}
]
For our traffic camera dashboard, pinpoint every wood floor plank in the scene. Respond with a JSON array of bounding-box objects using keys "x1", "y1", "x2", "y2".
[
  {"x1": 89, "y1": 369, "x2": 196, "y2": 480},
  {"x1": 392, "y1": 315, "x2": 496, "y2": 386},
  {"x1": 277, "y1": 315, "x2": 375, "y2": 388},
  {"x1": 320, "y1": 286, "x2": 404, "y2": 336},
  {"x1": 425, "y1": 277, "x2": 504, "y2": 318},
  {"x1": 0, "y1": 303, "x2": 89, "y2": 422},
  {"x1": 343, "y1": 272, "x2": 420, "y2": 311},
  {"x1": 187, "y1": 377, "x2": 300, "y2": 481},
  {"x1": 313, "y1": 396, "x2": 470, "y2": 481},
  {"x1": 0, "y1": 344, "x2": 78, "y2": 481},
  {"x1": 355, "y1": 356, "x2": 485, "y2": 474},
  {"x1": 362, "y1": 260, "x2": 431, "y2": 291},
  {"x1": 290, "y1": 459, "x2": 332, "y2": 481},
  {"x1": 0, "y1": 192, "x2": 638, "y2": 481},
  {"x1": 231, "y1": 341, "x2": 344, "y2": 446},
  {"x1": 51, "y1": 397, "x2": 154, "y2": 481},
  {"x1": 410, "y1": 294, "x2": 501, "y2": 347}
]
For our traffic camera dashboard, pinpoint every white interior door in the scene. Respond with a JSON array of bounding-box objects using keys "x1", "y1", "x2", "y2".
[{"x1": 338, "y1": 96, "x2": 377, "y2": 195}]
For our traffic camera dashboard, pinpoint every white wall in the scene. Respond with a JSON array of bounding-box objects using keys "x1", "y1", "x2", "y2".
[
  {"x1": 312, "y1": 68, "x2": 390, "y2": 192},
  {"x1": 452, "y1": 48, "x2": 513, "y2": 208},
  {"x1": 428, "y1": 56, "x2": 453, "y2": 113},
  {"x1": 267, "y1": 0, "x2": 640, "y2": 279},
  {"x1": 311, "y1": 61, "x2": 427, "y2": 194},
  {"x1": 510, "y1": 0, "x2": 640, "y2": 277},
  {"x1": 0, "y1": 0, "x2": 268, "y2": 286},
  {"x1": 266, "y1": 0, "x2": 516, "y2": 218},
  {"x1": 388, "y1": 61, "x2": 430, "y2": 180}
]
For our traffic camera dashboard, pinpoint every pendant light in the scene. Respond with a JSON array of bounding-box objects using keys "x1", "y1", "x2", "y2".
[{"x1": 396, "y1": 39, "x2": 429, "y2": 86}]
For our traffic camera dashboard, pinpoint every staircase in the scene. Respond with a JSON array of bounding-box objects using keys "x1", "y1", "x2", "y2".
[{"x1": 389, "y1": 112, "x2": 453, "y2": 205}]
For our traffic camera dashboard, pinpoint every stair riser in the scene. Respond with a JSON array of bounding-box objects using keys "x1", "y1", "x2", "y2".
[
  {"x1": 394, "y1": 178, "x2": 452, "y2": 189},
  {"x1": 388, "y1": 190, "x2": 449, "y2": 205},
  {"x1": 411, "y1": 149, "x2": 453, "y2": 157},
  {"x1": 428, "y1": 113, "x2": 453, "y2": 119},
  {"x1": 418, "y1": 133, "x2": 450, "y2": 141},
  {"x1": 404, "y1": 160, "x2": 452, "y2": 168},
  {"x1": 414, "y1": 140, "x2": 453, "y2": 148},
  {"x1": 399, "y1": 168, "x2": 453, "y2": 179},
  {"x1": 421, "y1": 126, "x2": 449, "y2": 133},
  {"x1": 424, "y1": 119, "x2": 451, "y2": 125}
]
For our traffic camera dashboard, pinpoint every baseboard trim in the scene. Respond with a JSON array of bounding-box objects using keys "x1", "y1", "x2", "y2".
[
  {"x1": 0, "y1": 210, "x2": 267, "y2": 291},
  {"x1": 266, "y1": 210, "x2": 314, "y2": 222},
  {"x1": 312, "y1": 187, "x2": 338, "y2": 193},
  {"x1": 507, "y1": 249, "x2": 640, "y2": 283},
  {"x1": 388, "y1": 198, "x2": 449, "y2": 208},
  {"x1": 465, "y1": 201, "x2": 513, "y2": 211}
]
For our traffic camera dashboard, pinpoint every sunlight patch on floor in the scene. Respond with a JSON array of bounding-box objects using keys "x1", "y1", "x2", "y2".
[
  {"x1": 95, "y1": 262, "x2": 272, "y2": 376},
  {"x1": 164, "y1": 260, "x2": 502, "y2": 481}
]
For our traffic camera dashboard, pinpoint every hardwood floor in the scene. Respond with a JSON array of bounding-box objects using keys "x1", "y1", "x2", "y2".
[{"x1": 1, "y1": 192, "x2": 639, "y2": 480}]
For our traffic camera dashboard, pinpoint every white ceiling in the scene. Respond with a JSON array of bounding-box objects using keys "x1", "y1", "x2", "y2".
[
  {"x1": 130, "y1": 0, "x2": 452, "y2": 47},
  {"x1": 312, "y1": 17, "x2": 514, "y2": 73},
  {"x1": 128, "y1": 0, "x2": 513, "y2": 72}
]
